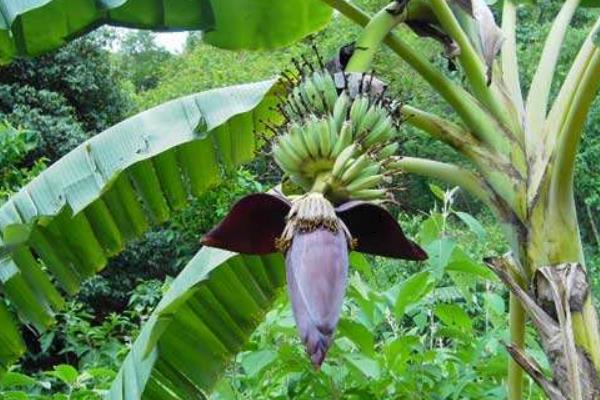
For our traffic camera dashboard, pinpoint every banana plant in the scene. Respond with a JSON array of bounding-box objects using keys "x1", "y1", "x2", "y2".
[
  {"x1": 317, "y1": 1, "x2": 600, "y2": 399},
  {"x1": 1, "y1": 0, "x2": 600, "y2": 399}
]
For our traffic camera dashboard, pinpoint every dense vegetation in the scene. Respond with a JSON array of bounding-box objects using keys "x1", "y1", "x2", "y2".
[{"x1": 0, "y1": 1, "x2": 599, "y2": 398}]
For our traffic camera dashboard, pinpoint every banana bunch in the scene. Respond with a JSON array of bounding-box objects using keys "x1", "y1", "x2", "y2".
[
  {"x1": 274, "y1": 70, "x2": 401, "y2": 202},
  {"x1": 284, "y1": 70, "x2": 338, "y2": 120}
]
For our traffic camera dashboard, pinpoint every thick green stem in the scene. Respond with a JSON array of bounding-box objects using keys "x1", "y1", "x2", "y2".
[
  {"x1": 544, "y1": 16, "x2": 600, "y2": 155},
  {"x1": 508, "y1": 295, "x2": 526, "y2": 400},
  {"x1": 401, "y1": 105, "x2": 478, "y2": 152},
  {"x1": 429, "y1": 0, "x2": 486, "y2": 89},
  {"x1": 312, "y1": 173, "x2": 331, "y2": 193},
  {"x1": 550, "y1": 49, "x2": 600, "y2": 210},
  {"x1": 501, "y1": 0, "x2": 524, "y2": 118},
  {"x1": 345, "y1": 2, "x2": 404, "y2": 73},
  {"x1": 392, "y1": 157, "x2": 495, "y2": 208},
  {"x1": 501, "y1": 7, "x2": 525, "y2": 396},
  {"x1": 525, "y1": 0, "x2": 580, "y2": 142},
  {"x1": 429, "y1": 0, "x2": 512, "y2": 130}
]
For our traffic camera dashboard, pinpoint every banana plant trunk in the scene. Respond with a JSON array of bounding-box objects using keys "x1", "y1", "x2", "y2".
[{"x1": 493, "y1": 184, "x2": 600, "y2": 399}]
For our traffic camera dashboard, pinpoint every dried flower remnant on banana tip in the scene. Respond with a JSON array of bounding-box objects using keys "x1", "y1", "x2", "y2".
[{"x1": 201, "y1": 60, "x2": 427, "y2": 368}]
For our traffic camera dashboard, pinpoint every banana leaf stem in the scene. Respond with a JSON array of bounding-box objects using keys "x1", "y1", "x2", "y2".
[
  {"x1": 525, "y1": 0, "x2": 580, "y2": 142},
  {"x1": 429, "y1": 0, "x2": 510, "y2": 128},
  {"x1": 345, "y1": 2, "x2": 404, "y2": 73},
  {"x1": 550, "y1": 49, "x2": 600, "y2": 210},
  {"x1": 501, "y1": 0, "x2": 524, "y2": 119},
  {"x1": 391, "y1": 157, "x2": 494, "y2": 208}
]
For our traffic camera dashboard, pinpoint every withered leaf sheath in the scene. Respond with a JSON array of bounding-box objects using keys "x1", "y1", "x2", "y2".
[{"x1": 202, "y1": 192, "x2": 426, "y2": 367}]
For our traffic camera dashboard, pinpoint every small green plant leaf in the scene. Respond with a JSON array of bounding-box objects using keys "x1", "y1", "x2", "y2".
[
  {"x1": 417, "y1": 214, "x2": 444, "y2": 246},
  {"x1": 393, "y1": 271, "x2": 433, "y2": 317},
  {"x1": 338, "y1": 319, "x2": 375, "y2": 356},
  {"x1": 48, "y1": 364, "x2": 79, "y2": 386},
  {"x1": 349, "y1": 252, "x2": 372, "y2": 278},
  {"x1": 454, "y1": 211, "x2": 487, "y2": 239},
  {"x1": 240, "y1": 350, "x2": 277, "y2": 378},
  {"x1": 429, "y1": 183, "x2": 446, "y2": 201},
  {"x1": 344, "y1": 353, "x2": 381, "y2": 379},
  {"x1": 0, "y1": 372, "x2": 37, "y2": 388},
  {"x1": 434, "y1": 304, "x2": 473, "y2": 334},
  {"x1": 425, "y1": 238, "x2": 456, "y2": 277}
]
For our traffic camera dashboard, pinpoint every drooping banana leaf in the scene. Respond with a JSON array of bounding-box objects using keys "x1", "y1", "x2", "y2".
[
  {"x1": 0, "y1": 78, "x2": 282, "y2": 376},
  {"x1": 108, "y1": 246, "x2": 285, "y2": 399},
  {"x1": 0, "y1": 0, "x2": 332, "y2": 63}
]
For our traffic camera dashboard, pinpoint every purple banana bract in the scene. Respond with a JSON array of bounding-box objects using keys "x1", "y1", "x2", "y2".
[{"x1": 201, "y1": 192, "x2": 426, "y2": 367}]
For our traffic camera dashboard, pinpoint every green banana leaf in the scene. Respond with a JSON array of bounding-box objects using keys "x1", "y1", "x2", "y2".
[
  {"x1": 0, "y1": 78, "x2": 282, "y2": 376},
  {"x1": 0, "y1": 0, "x2": 332, "y2": 63},
  {"x1": 108, "y1": 246, "x2": 286, "y2": 399}
]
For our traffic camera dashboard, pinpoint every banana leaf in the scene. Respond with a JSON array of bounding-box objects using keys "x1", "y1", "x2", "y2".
[
  {"x1": 0, "y1": 0, "x2": 332, "y2": 63},
  {"x1": 108, "y1": 246, "x2": 286, "y2": 399},
  {"x1": 0, "y1": 78, "x2": 282, "y2": 376}
]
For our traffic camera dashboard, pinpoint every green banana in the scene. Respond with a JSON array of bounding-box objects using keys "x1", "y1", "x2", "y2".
[
  {"x1": 287, "y1": 124, "x2": 310, "y2": 159},
  {"x1": 355, "y1": 163, "x2": 381, "y2": 179},
  {"x1": 292, "y1": 87, "x2": 309, "y2": 116},
  {"x1": 310, "y1": 72, "x2": 330, "y2": 111},
  {"x1": 328, "y1": 118, "x2": 339, "y2": 152},
  {"x1": 332, "y1": 92, "x2": 351, "y2": 132},
  {"x1": 349, "y1": 96, "x2": 370, "y2": 134},
  {"x1": 364, "y1": 116, "x2": 393, "y2": 147},
  {"x1": 379, "y1": 142, "x2": 399, "y2": 158},
  {"x1": 355, "y1": 105, "x2": 385, "y2": 139},
  {"x1": 279, "y1": 134, "x2": 305, "y2": 163},
  {"x1": 273, "y1": 144, "x2": 302, "y2": 173},
  {"x1": 318, "y1": 119, "x2": 332, "y2": 158},
  {"x1": 341, "y1": 154, "x2": 371, "y2": 183},
  {"x1": 302, "y1": 77, "x2": 323, "y2": 113},
  {"x1": 317, "y1": 72, "x2": 338, "y2": 111},
  {"x1": 304, "y1": 120, "x2": 322, "y2": 158},
  {"x1": 331, "y1": 121, "x2": 352, "y2": 157},
  {"x1": 331, "y1": 144, "x2": 356, "y2": 178},
  {"x1": 351, "y1": 188, "x2": 387, "y2": 200},
  {"x1": 275, "y1": 137, "x2": 303, "y2": 166},
  {"x1": 347, "y1": 174, "x2": 384, "y2": 192}
]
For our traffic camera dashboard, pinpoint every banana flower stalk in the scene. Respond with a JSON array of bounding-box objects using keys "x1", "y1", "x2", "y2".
[{"x1": 202, "y1": 192, "x2": 426, "y2": 367}]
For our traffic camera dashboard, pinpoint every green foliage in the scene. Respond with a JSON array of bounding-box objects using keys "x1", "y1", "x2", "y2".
[
  {"x1": 0, "y1": 366, "x2": 113, "y2": 399},
  {"x1": 0, "y1": 122, "x2": 47, "y2": 203},
  {"x1": 1, "y1": 278, "x2": 165, "y2": 399},
  {"x1": 114, "y1": 31, "x2": 173, "y2": 93},
  {"x1": 515, "y1": 5, "x2": 600, "y2": 253},
  {"x1": 0, "y1": 31, "x2": 133, "y2": 161}
]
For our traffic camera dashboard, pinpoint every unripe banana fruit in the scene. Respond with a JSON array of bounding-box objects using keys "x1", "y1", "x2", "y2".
[{"x1": 274, "y1": 69, "x2": 400, "y2": 203}]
